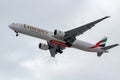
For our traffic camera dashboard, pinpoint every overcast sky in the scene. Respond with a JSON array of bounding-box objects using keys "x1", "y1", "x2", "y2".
[{"x1": 0, "y1": 0, "x2": 120, "y2": 80}]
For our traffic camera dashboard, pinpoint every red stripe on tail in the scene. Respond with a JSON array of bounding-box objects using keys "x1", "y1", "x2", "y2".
[{"x1": 90, "y1": 41, "x2": 102, "y2": 48}]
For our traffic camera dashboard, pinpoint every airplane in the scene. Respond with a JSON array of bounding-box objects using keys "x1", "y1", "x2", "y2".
[{"x1": 9, "y1": 16, "x2": 119, "y2": 57}]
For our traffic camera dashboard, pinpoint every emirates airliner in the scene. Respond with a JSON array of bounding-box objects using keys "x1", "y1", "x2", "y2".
[{"x1": 9, "y1": 16, "x2": 119, "y2": 57}]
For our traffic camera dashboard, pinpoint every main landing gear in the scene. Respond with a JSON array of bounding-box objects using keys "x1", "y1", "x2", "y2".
[
  {"x1": 15, "y1": 31, "x2": 18, "y2": 36},
  {"x1": 56, "y1": 49, "x2": 63, "y2": 54}
]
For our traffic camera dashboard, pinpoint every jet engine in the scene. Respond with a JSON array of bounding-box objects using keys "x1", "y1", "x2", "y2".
[
  {"x1": 54, "y1": 30, "x2": 65, "y2": 39},
  {"x1": 39, "y1": 43, "x2": 49, "y2": 50}
]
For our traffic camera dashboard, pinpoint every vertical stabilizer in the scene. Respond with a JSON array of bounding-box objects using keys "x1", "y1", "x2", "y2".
[
  {"x1": 90, "y1": 37, "x2": 108, "y2": 48},
  {"x1": 99, "y1": 37, "x2": 108, "y2": 47}
]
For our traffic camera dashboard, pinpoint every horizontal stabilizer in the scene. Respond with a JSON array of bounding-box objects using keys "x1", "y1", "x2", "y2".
[
  {"x1": 97, "y1": 44, "x2": 119, "y2": 57},
  {"x1": 97, "y1": 52, "x2": 103, "y2": 57},
  {"x1": 101, "y1": 44, "x2": 119, "y2": 50}
]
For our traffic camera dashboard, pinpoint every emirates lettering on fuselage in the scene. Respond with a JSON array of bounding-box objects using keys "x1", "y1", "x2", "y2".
[{"x1": 24, "y1": 24, "x2": 48, "y2": 34}]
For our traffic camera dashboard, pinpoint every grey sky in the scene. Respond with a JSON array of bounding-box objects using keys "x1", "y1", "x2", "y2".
[{"x1": 0, "y1": 0, "x2": 120, "y2": 80}]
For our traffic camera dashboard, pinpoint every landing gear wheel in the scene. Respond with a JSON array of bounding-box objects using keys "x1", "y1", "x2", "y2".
[
  {"x1": 16, "y1": 33, "x2": 18, "y2": 36},
  {"x1": 59, "y1": 51, "x2": 63, "y2": 54},
  {"x1": 15, "y1": 31, "x2": 18, "y2": 36},
  {"x1": 57, "y1": 50, "x2": 63, "y2": 54}
]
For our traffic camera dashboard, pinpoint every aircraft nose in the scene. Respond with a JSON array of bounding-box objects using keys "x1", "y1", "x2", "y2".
[
  {"x1": 8, "y1": 24, "x2": 12, "y2": 28},
  {"x1": 9, "y1": 23, "x2": 14, "y2": 29}
]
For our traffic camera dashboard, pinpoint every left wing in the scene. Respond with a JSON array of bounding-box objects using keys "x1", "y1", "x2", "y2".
[
  {"x1": 47, "y1": 42, "x2": 65, "y2": 57},
  {"x1": 65, "y1": 16, "x2": 110, "y2": 37}
]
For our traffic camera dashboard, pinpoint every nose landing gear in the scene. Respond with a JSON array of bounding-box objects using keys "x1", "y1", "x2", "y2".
[
  {"x1": 16, "y1": 33, "x2": 18, "y2": 36},
  {"x1": 15, "y1": 31, "x2": 18, "y2": 36}
]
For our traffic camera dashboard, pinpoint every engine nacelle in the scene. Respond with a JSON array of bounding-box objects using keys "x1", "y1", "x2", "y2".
[
  {"x1": 54, "y1": 30, "x2": 65, "y2": 39},
  {"x1": 39, "y1": 43, "x2": 49, "y2": 50}
]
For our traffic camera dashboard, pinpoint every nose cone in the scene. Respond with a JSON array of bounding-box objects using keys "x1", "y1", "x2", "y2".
[
  {"x1": 8, "y1": 24, "x2": 12, "y2": 28},
  {"x1": 9, "y1": 23, "x2": 15, "y2": 30}
]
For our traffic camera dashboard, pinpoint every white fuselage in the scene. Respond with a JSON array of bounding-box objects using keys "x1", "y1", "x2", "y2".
[{"x1": 9, "y1": 23, "x2": 106, "y2": 53}]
